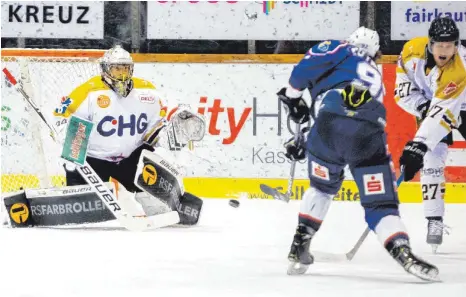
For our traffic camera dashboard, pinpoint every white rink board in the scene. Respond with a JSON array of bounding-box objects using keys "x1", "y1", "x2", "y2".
[
  {"x1": 147, "y1": 1, "x2": 360, "y2": 40},
  {"x1": 1, "y1": 1, "x2": 104, "y2": 39},
  {"x1": 1, "y1": 61, "x2": 463, "y2": 180}
]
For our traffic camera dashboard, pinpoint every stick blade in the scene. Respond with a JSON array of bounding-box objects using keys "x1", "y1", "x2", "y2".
[
  {"x1": 259, "y1": 184, "x2": 290, "y2": 202},
  {"x1": 121, "y1": 211, "x2": 180, "y2": 231},
  {"x1": 311, "y1": 251, "x2": 350, "y2": 262}
]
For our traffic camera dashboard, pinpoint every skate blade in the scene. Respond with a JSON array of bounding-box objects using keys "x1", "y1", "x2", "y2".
[
  {"x1": 408, "y1": 265, "x2": 441, "y2": 282},
  {"x1": 287, "y1": 262, "x2": 310, "y2": 275}
]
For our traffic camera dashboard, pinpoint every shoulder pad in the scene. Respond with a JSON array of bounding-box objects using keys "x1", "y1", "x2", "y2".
[
  {"x1": 401, "y1": 37, "x2": 428, "y2": 62},
  {"x1": 133, "y1": 77, "x2": 156, "y2": 90},
  {"x1": 53, "y1": 76, "x2": 108, "y2": 117},
  {"x1": 435, "y1": 53, "x2": 466, "y2": 100}
]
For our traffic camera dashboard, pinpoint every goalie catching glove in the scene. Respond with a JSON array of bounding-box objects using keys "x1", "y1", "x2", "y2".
[{"x1": 147, "y1": 105, "x2": 206, "y2": 150}]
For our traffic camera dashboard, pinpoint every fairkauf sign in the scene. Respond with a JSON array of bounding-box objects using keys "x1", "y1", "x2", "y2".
[
  {"x1": 1, "y1": 1, "x2": 104, "y2": 39},
  {"x1": 391, "y1": 1, "x2": 466, "y2": 40}
]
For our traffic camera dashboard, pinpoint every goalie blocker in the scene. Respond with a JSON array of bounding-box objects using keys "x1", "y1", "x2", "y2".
[{"x1": 3, "y1": 149, "x2": 202, "y2": 228}]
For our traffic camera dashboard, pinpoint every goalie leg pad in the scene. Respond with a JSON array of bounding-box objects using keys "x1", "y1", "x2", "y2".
[
  {"x1": 177, "y1": 192, "x2": 203, "y2": 226},
  {"x1": 134, "y1": 149, "x2": 203, "y2": 226},
  {"x1": 3, "y1": 185, "x2": 115, "y2": 227},
  {"x1": 134, "y1": 149, "x2": 183, "y2": 211}
]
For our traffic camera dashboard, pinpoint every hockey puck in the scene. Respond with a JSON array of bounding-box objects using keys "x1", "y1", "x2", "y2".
[{"x1": 228, "y1": 199, "x2": 240, "y2": 208}]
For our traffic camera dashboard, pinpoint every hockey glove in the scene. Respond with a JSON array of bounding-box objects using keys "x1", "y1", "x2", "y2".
[
  {"x1": 399, "y1": 141, "x2": 428, "y2": 181},
  {"x1": 341, "y1": 83, "x2": 372, "y2": 109},
  {"x1": 277, "y1": 87, "x2": 310, "y2": 124},
  {"x1": 283, "y1": 127, "x2": 309, "y2": 161}
]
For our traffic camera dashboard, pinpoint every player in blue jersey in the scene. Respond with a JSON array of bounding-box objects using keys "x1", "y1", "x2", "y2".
[{"x1": 279, "y1": 27, "x2": 438, "y2": 281}]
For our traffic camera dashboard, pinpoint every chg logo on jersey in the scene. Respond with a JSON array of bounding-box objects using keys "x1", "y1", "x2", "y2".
[
  {"x1": 97, "y1": 113, "x2": 148, "y2": 137},
  {"x1": 54, "y1": 96, "x2": 72, "y2": 115},
  {"x1": 311, "y1": 161, "x2": 329, "y2": 181},
  {"x1": 97, "y1": 95, "x2": 111, "y2": 108},
  {"x1": 363, "y1": 173, "x2": 386, "y2": 195},
  {"x1": 139, "y1": 95, "x2": 155, "y2": 104}
]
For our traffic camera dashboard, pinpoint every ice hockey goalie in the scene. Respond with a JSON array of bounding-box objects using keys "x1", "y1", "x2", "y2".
[{"x1": 3, "y1": 45, "x2": 206, "y2": 228}]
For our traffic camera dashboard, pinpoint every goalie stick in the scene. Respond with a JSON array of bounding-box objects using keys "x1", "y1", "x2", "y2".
[
  {"x1": 2, "y1": 67, "x2": 179, "y2": 231},
  {"x1": 312, "y1": 172, "x2": 405, "y2": 262}
]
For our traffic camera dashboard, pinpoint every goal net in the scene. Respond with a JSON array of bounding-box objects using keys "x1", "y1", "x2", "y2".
[{"x1": 1, "y1": 49, "x2": 103, "y2": 194}]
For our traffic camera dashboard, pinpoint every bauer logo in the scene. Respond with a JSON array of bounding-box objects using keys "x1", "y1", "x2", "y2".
[
  {"x1": 97, "y1": 95, "x2": 110, "y2": 108},
  {"x1": 142, "y1": 164, "x2": 158, "y2": 186},
  {"x1": 10, "y1": 203, "x2": 29, "y2": 224},
  {"x1": 311, "y1": 161, "x2": 330, "y2": 181},
  {"x1": 363, "y1": 173, "x2": 386, "y2": 195}
]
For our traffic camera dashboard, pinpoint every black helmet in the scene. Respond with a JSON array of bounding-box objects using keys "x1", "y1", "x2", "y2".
[{"x1": 428, "y1": 17, "x2": 460, "y2": 45}]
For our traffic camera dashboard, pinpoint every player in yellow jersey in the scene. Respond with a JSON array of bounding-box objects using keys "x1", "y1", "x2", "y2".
[
  {"x1": 395, "y1": 17, "x2": 466, "y2": 252},
  {"x1": 52, "y1": 45, "x2": 206, "y2": 225}
]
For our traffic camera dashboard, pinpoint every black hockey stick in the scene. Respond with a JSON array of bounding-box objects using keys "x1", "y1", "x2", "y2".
[
  {"x1": 312, "y1": 172, "x2": 405, "y2": 262},
  {"x1": 259, "y1": 122, "x2": 302, "y2": 202}
]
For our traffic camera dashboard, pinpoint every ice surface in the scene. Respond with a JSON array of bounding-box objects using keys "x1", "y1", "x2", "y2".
[{"x1": 1, "y1": 200, "x2": 465, "y2": 297}]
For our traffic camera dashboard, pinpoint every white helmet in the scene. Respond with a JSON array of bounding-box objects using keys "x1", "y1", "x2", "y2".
[
  {"x1": 100, "y1": 45, "x2": 134, "y2": 97},
  {"x1": 347, "y1": 26, "x2": 380, "y2": 58}
]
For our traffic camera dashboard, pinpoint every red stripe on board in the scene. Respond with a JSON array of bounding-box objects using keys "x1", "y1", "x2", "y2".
[{"x1": 451, "y1": 141, "x2": 466, "y2": 149}]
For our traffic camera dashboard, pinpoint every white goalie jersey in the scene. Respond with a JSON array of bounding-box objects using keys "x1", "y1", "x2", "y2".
[
  {"x1": 53, "y1": 76, "x2": 167, "y2": 162},
  {"x1": 395, "y1": 37, "x2": 466, "y2": 150}
]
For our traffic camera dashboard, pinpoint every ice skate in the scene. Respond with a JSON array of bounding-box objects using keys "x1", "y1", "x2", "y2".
[
  {"x1": 427, "y1": 218, "x2": 450, "y2": 254},
  {"x1": 287, "y1": 224, "x2": 315, "y2": 275},
  {"x1": 390, "y1": 244, "x2": 439, "y2": 281}
]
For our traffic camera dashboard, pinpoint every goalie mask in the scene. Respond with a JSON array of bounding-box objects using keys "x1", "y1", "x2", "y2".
[{"x1": 100, "y1": 45, "x2": 134, "y2": 97}]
